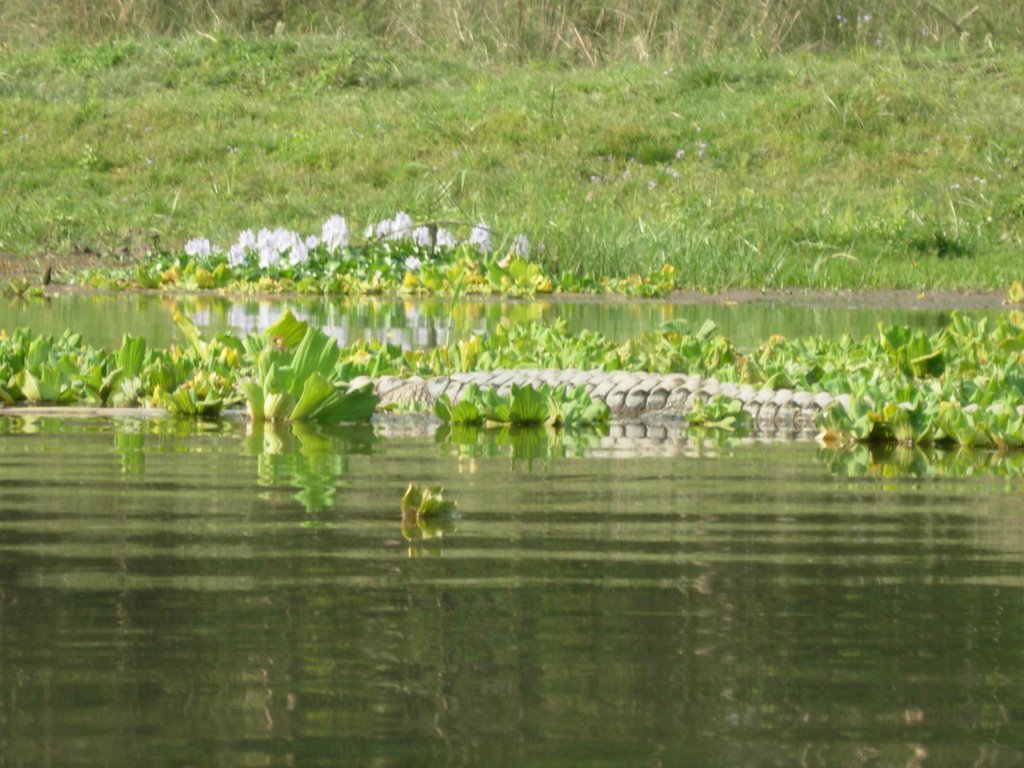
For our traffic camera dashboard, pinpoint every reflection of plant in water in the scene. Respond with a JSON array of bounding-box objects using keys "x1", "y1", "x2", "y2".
[
  {"x1": 114, "y1": 420, "x2": 145, "y2": 475},
  {"x1": 436, "y1": 423, "x2": 608, "y2": 466},
  {"x1": 435, "y1": 383, "x2": 609, "y2": 428},
  {"x1": 243, "y1": 421, "x2": 376, "y2": 516},
  {"x1": 400, "y1": 483, "x2": 458, "y2": 542},
  {"x1": 820, "y1": 443, "x2": 1024, "y2": 483}
]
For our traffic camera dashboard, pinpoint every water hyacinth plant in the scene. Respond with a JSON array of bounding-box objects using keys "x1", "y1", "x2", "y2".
[
  {"x1": 238, "y1": 310, "x2": 378, "y2": 423},
  {"x1": 2, "y1": 311, "x2": 1024, "y2": 449},
  {"x1": 401, "y1": 483, "x2": 458, "y2": 541},
  {"x1": 434, "y1": 383, "x2": 610, "y2": 428},
  {"x1": 124, "y1": 214, "x2": 558, "y2": 297},
  {"x1": 79, "y1": 212, "x2": 688, "y2": 297}
]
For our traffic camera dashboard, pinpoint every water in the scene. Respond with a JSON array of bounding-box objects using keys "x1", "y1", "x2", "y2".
[
  {"x1": 0, "y1": 293, "x2": 1005, "y2": 350},
  {"x1": 1, "y1": 416, "x2": 1022, "y2": 766}
]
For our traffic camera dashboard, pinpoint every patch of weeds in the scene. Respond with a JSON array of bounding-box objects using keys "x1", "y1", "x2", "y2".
[{"x1": 908, "y1": 231, "x2": 973, "y2": 259}]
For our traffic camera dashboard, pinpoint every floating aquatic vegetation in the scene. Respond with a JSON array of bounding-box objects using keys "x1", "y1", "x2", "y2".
[
  {"x1": 114, "y1": 214, "x2": 561, "y2": 298},
  {"x1": 239, "y1": 310, "x2": 378, "y2": 423},
  {"x1": 401, "y1": 483, "x2": 458, "y2": 541},
  {"x1": 434, "y1": 383, "x2": 609, "y2": 427},
  {"x1": 1007, "y1": 280, "x2": 1024, "y2": 306},
  {"x1": 685, "y1": 394, "x2": 751, "y2": 433},
  {"x1": 72, "y1": 212, "x2": 708, "y2": 299},
  {"x1": 2, "y1": 311, "x2": 1024, "y2": 447}
]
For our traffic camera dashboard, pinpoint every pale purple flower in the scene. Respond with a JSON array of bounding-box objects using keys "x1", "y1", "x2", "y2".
[
  {"x1": 184, "y1": 237, "x2": 212, "y2": 259},
  {"x1": 257, "y1": 227, "x2": 295, "y2": 269},
  {"x1": 237, "y1": 229, "x2": 257, "y2": 251},
  {"x1": 258, "y1": 248, "x2": 280, "y2": 270},
  {"x1": 367, "y1": 211, "x2": 415, "y2": 241},
  {"x1": 389, "y1": 211, "x2": 414, "y2": 240},
  {"x1": 512, "y1": 234, "x2": 530, "y2": 259},
  {"x1": 412, "y1": 226, "x2": 433, "y2": 247},
  {"x1": 320, "y1": 215, "x2": 349, "y2": 252},
  {"x1": 288, "y1": 241, "x2": 309, "y2": 266},
  {"x1": 435, "y1": 228, "x2": 457, "y2": 248},
  {"x1": 404, "y1": 256, "x2": 422, "y2": 272},
  {"x1": 228, "y1": 244, "x2": 247, "y2": 267},
  {"x1": 469, "y1": 223, "x2": 492, "y2": 253},
  {"x1": 228, "y1": 229, "x2": 256, "y2": 267}
]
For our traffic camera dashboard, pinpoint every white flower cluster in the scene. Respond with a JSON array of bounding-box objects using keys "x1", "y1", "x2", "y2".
[
  {"x1": 224, "y1": 218, "x2": 350, "y2": 269},
  {"x1": 183, "y1": 214, "x2": 528, "y2": 274},
  {"x1": 184, "y1": 237, "x2": 216, "y2": 259},
  {"x1": 363, "y1": 212, "x2": 507, "y2": 257}
]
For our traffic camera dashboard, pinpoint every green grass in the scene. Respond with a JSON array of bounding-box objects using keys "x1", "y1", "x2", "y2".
[
  {"x1": 4, "y1": 0, "x2": 1023, "y2": 58},
  {"x1": 1, "y1": 33, "x2": 1023, "y2": 290}
]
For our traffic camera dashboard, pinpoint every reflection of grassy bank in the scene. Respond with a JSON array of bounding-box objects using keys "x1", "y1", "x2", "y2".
[
  {"x1": 1, "y1": 32, "x2": 1022, "y2": 290},
  {"x1": 822, "y1": 442, "x2": 1024, "y2": 484}
]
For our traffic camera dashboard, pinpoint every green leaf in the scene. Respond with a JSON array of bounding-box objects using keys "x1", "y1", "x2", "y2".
[
  {"x1": 173, "y1": 311, "x2": 207, "y2": 358},
  {"x1": 480, "y1": 388, "x2": 512, "y2": 424},
  {"x1": 288, "y1": 327, "x2": 340, "y2": 397},
  {"x1": 695, "y1": 319, "x2": 719, "y2": 341},
  {"x1": 264, "y1": 309, "x2": 309, "y2": 348},
  {"x1": 327, "y1": 382, "x2": 379, "y2": 423},
  {"x1": 117, "y1": 335, "x2": 147, "y2": 379},
  {"x1": 21, "y1": 366, "x2": 66, "y2": 403},
  {"x1": 293, "y1": 374, "x2": 379, "y2": 423},
  {"x1": 162, "y1": 388, "x2": 222, "y2": 418},
  {"x1": 512, "y1": 385, "x2": 549, "y2": 425},
  {"x1": 265, "y1": 390, "x2": 296, "y2": 421},
  {"x1": 401, "y1": 483, "x2": 456, "y2": 518},
  {"x1": 450, "y1": 398, "x2": 485, "y2": 424},
  {"x1": 289, "y1": 372, "x2": 336, "y2": 421},
  {"x1": 559, "y1": 385, "x2": 609, "y2": 426},
  {"x1": 239, "y1": 380, "x2": 266, "y2": 421}
]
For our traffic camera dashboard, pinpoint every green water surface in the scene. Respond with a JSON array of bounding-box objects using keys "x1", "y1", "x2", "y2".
[
  {"x1": 0, "y1": 293, "x2": 1003, "y2": 350},
  {"x1": 0, "y1": 416, "x2": 1021, "y2": 766}
]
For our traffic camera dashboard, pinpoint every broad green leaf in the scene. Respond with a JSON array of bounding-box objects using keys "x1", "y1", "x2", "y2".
[
  {"x1": 25, "y1": 335, "x2": 53, "y2": 370},
  {"x1": 264, "y1": 309, "x2": 308, "y2": 348},
  {"x1": 257, "y1": 345, "x2": 291, "y2": 382},
  {"x1": 162, "y1": 388, "x2": 222, "y2": 418},
  {"x1": 401, "y1": 483, "x2": 456, "y2": 518},
  {"x1": 289, "y1": 373, "x2": 378, "y2": 423},
  {"x1": 695, "y1": 319, "x2": 719, "y2": 341},
  {"x1": 435, "y1": 394, "x2": 484, "y2": 424},
  {"x1": 117, "y1": 335, "x2": 147, "y2": 378},
  {"x1": 289, "y1": 373, "x2": 335, "y2": 421},
  {"x1": 288, "y1": 327, "x2": 340, "y2": 397},
  {"x1": 173, "y1": 311, "x2": 208, "y2": 359},
  {"x1": 325, "y1": 382, "x2": 379, "y2": 423},
  {"x1": 265, "y1": 391, "x2": 296, "y2": 422},
  {"x1": 480, "y1": 388, "x2": 512, "y2": 424},
  {"x1": 21, "y1": 367, "x2": 66, "y2": 403},
  {"x1": 239, "y1": 380, "x2": 266, "y2": 421}
]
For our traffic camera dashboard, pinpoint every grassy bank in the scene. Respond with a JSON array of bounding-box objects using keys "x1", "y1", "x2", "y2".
[
  {"x1": 1, "y1": 33, "x2": 1022, "y2": 290},
  {"x1": 4, "y1": 0, "x2": 1023, "y2": 58}
]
